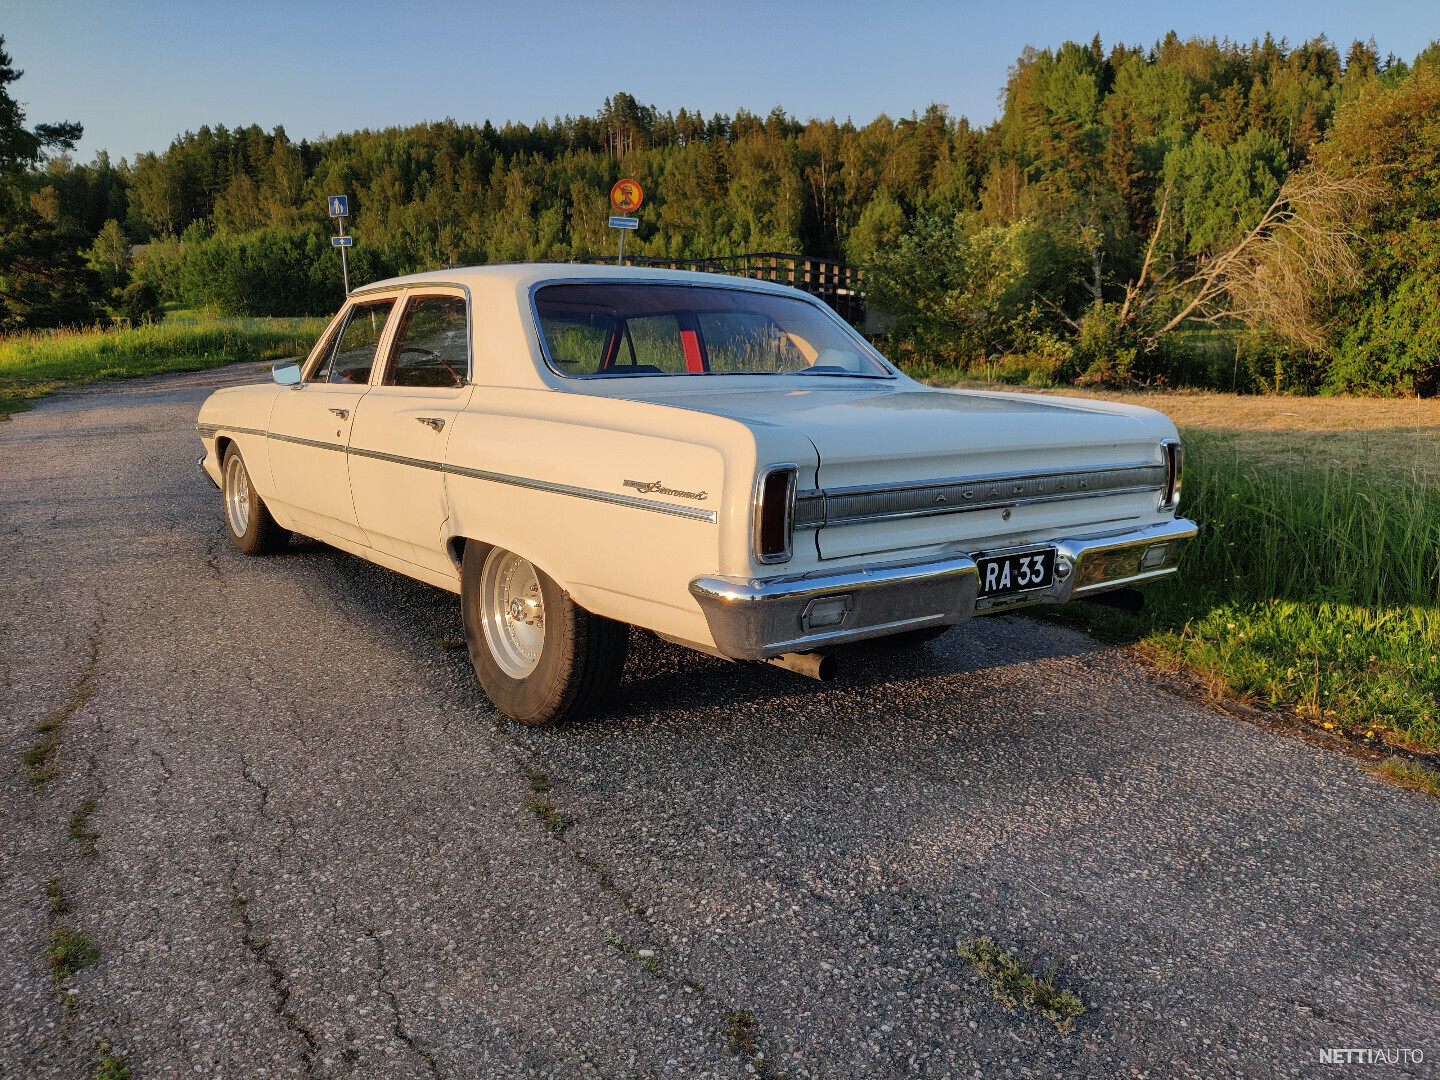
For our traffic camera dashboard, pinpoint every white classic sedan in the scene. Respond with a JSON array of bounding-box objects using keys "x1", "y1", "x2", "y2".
[{"x1": 198, "y1": 265, "x2": 1196, "y2": 724}]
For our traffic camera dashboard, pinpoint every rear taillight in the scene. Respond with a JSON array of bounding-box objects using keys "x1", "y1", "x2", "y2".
[
  {"x1": 1160, "y1": 439, "x2": 1182, "y2": 510},
  {"x1": 754, "y1": 464, "x2": 798, "y2": 564}
]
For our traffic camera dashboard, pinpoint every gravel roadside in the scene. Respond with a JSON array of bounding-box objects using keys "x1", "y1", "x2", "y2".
[{"x1": 2, "y1": 367, "x2": 1436, "y2": 1079}]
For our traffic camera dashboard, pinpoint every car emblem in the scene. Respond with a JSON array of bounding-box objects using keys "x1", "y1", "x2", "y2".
[{"x1": 623, "y1": 479, "x2": 708, "y2": 501}]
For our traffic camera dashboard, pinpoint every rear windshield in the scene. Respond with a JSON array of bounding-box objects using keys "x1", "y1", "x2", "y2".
[{"x1": 533, "y1": 283, "x2": 890, "y2": 378}]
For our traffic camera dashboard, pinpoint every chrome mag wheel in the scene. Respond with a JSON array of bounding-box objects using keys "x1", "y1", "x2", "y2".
[
  {"x1": 479, "y1": 548, "x2": 546, "y2": 678},
  {"x1": 224, "y1": 452, "x2": 251, "y2": 537}
]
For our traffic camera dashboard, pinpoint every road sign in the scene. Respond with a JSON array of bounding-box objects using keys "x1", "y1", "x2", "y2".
[
  {"x1": 328, "y1": 195, "x2": 349, "y2": 218},
  {"x1": 610, "y1": 179, "x2": 643, "y2": 214},
  {"x1": 331, "y1": 235, "x2": 354, "y2": 247},
  {"x1": 608, "y1": 216, "x2": 639, "y2": 230}
]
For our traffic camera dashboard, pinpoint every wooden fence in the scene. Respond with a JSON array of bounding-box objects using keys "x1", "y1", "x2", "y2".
[{"x1": 574, "y1": 252, "x2": 866, "y2": 324}]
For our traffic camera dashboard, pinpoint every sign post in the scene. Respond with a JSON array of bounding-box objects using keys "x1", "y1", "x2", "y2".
[
  {"x1": 609, "y1": 180, "x2": 643, "y2": 265},
  {"x1": 328, "y1": 195, "x2": 351, "y2": 296}
]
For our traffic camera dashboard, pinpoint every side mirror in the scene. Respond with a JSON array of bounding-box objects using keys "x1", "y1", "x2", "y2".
[{"x1": 273, "y1": 361, "x2": 302, "y2": 386}]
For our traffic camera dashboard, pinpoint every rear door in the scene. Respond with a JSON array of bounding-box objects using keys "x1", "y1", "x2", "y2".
[
  {"x1": 348, "y1": 288, "x2": 473, "y2": 572},
  {"x1": 268, "y1": 295, "x2": 398, "y2": 544}
]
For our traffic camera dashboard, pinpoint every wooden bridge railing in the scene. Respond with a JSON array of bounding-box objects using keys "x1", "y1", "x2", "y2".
[{"x1": 574, "y1": 252, "x2": 866, "y2": 324}]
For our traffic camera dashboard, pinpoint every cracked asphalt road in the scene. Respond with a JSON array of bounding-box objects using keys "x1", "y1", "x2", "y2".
[{"x1": 2, "y1": 366, "x2": 1438, "y2": 1080}]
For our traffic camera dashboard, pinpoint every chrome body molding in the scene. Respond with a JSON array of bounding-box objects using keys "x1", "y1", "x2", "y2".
[
  {"x1": 791, "y1": 460, "x2": 1168, "y2": 529},
  {"x1": 689, "y1": 516, "x2": 1197, "y2": 660},
  {"x1": 195, "y1": 422, "x2": 715, "y2": 524}
]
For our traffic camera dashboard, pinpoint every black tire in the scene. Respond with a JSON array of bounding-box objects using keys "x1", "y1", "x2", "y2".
[
  {"x1": 871, "y1": 625, "x2": 950, "y2": 650},
  {"x1": 461, "y1": 541, "x2": 629, "y2": 726},
  {"x1": 221, "y1": 444, "x2": 290, "y2": 555}
]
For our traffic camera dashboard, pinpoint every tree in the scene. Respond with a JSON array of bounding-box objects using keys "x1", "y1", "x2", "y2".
[
  {"x1": 86, "y1": 218, "x2": 130, "y2": 292},
  {"x1": 1109, "y1": 167, "x2": 1378, "y2": 349},
  {"x1": 1316, "y1": 65, "x2": 1440, "y2": 393},
  {"x1": 0, "y1": 35, "x2": 100, "y2": 330}
]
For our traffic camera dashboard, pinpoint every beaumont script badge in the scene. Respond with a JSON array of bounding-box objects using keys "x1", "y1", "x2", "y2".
[{"x1": 623, "y1": 479, "x2": 708, "y2": 501}]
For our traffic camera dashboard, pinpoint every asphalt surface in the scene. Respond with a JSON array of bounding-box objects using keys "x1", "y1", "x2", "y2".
[{"x1": 2, "y1": 365, "x2": 1438, "y2": 1080}]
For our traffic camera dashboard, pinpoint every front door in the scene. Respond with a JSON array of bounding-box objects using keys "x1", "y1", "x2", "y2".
[
  {"x1": 268, "y1": 296, "x2": 397, "y2": 545},
  {"x1": 348, "y1": 290, "x2": 472, "y2": 572}
]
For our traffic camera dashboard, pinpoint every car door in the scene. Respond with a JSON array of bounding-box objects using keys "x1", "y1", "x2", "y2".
[
  {"x1": 268, "y1": 295, "x2": 398, "y2": 545},
  {"x1": 347, "y1": 288, "x2": 473, "y2": 572}
]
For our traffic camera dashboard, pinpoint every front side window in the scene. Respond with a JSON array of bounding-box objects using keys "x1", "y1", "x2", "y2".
[
  {"x1": 310, "y1": 299, "x2": 394, "y2": 384},
  {"x1": 534, "y1": 283, "x2": 890, "y2": 379},
  {"x1": 383, "y1": 295, "x2": 468, "y2": 387}
]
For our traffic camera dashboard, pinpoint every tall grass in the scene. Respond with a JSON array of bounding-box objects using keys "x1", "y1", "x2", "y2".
[
  {"x1": 1177, "y1": 432, "x2": 1440, "y2": 609},
  {"x1": 1068, "y1": 432, "x2": 1440, "y2": 749},
  {"x1": 0, "y1": 317, "x2": 327, "y2": 417}
]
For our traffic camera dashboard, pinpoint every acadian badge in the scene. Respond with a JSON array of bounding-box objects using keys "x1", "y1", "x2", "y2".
[
  {"x1": 624, "y1": 479, "x2": 707, "y2": 501},
  {"x1": 610, "y1": 179, "x2": 644, "y2": 214}
]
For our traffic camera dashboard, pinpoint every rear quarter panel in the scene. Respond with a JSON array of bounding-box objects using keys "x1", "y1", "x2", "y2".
[{"x1": 443, "y1": 386, "x2": 814, "y2": 647}]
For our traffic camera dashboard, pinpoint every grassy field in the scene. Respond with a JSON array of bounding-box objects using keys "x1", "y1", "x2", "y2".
[
  {"x1": 0, "y1": 308, "x2": 326, "y2": 419},
  {"x1": 944, "y1": 382, "x2": 1440, "y2": 755}
]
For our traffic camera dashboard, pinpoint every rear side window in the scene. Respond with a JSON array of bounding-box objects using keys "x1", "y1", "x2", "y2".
[
  {"x1": 384, "y1": 295, "x2": 468, "y2": 387},
  {"x1": 311, "y1": 300, "x2": 394, "y2": 384}
]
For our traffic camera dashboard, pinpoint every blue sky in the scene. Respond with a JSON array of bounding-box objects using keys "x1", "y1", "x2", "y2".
[{"x1": 8, "y1": 0, "x2": 1439, "y2": 162}]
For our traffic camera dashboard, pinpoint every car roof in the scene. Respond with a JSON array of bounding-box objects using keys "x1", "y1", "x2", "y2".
[{"x1": 348, "y1": 262, "x2": 807, "y2": 299}]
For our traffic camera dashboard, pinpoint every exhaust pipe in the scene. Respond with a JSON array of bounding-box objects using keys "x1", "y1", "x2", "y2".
[{"x1": 765, "y1": 652, "x2": 836, "y2": 682}]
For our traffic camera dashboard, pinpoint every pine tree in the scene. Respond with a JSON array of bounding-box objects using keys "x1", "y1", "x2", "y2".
[{"x1": 0, "y1": 36, "x2": 102, "y2": 330}]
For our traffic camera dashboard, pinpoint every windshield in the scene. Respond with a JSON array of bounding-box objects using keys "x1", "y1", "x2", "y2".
[{"x1": 533, "y1": 282, "x2": 891, "y2": 378}]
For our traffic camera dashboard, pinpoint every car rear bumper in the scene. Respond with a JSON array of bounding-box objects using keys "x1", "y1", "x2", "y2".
[{"x1": 689, "y1": 517, "x2": 1197, "y2": 660}]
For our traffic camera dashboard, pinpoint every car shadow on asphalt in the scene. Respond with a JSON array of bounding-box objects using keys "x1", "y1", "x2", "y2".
[
  {"x1": 274, "y1": 536, "x2": 1115, "y2": 730},
  {"x1": 600, "y1": 620, "x2": 1110, "y2": 724}
]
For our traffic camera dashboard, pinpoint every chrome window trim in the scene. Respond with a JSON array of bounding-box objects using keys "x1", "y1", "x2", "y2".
[
  {"x1": 752, "y1": 463, "x2": 799, "y2": 564},
  {"x1": 524, "y1": 277, "x2": 899, "y2": 382}
]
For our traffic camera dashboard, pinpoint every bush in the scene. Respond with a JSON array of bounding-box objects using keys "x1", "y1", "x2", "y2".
[
  {"x1": 112, "y1": 281, "x2": 164, "y2": 326},
  {"x1": 865, "y1": 215, "x2": 1078, "y2": 366},
  {"x1": 173, "y1": 227, "x2": 399, "y2": 317}
]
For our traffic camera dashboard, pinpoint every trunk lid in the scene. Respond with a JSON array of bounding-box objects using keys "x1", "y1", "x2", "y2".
[{"x1": 630, "y1": 380, "x2": 1172, "y2": 560}]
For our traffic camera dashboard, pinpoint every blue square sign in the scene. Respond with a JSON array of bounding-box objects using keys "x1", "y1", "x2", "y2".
[{"x1": 328, "y1": 195, "x2": 349, "y2": 218}]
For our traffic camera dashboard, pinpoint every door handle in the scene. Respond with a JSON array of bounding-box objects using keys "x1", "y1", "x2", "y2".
[
  {"x1": 417, "y1": 417, "x2": 445, "y2": 432},
  {"x1": 328, "y1": 408, "x2": 349, "y2": 419}
]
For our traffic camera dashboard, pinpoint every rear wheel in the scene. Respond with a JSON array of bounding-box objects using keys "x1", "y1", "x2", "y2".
[
  {"x1": 222, "y1": 444, "x2": 289, "y2": 555},
  {"x1": 461, "y1": 542, "x2": 629, "y2": 725}
]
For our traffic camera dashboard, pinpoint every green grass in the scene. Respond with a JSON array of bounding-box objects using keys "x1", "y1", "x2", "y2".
[
  {"x1": 93, "y1": 1046, "x2": 131, "y2": 1080},
  {"x1": 1373, "y1": 757, "x2": 1440, "y2": 796},
  {"x1": 50, "y1": 925, "x2": 98, "y2": 979},
  {"x1": 0, "y1": 313, "x2": 326, "y2": 418},
  {"x1": 957, "y1": 937, "x2": 1085, "y2": 1031},
  {"x1": 1059, "y1": 430, "x2": 1440, "y2": 751}
]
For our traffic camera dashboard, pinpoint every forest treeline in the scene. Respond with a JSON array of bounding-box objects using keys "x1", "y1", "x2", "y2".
[{"x1": 4, "y1": 31, "x2": 1440, "y2": 393}]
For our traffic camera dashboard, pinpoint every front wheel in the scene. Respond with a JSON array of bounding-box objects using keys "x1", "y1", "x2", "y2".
[
  {"x1": 461, "y1": 542, "x2": 629, "y2": 725},
  {"x1": 222, "y1": 444, "x2": 290, "y2": 555}
]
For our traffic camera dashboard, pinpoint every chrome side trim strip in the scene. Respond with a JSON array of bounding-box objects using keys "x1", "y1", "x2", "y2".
[
  {"x1": 197, "y1": 423, "x2": 267, "y2": 440},
  {"x1": 198, "y1": 422, "x2": 716, "y2": 522},
  {"x1": 793, "y1": 461, "x2": 1167, "y2": 529},
  {"x1": 439, "y1": 458, "x2": 718, "y2": 523},
  {"x1": 268, "y1": 431, "x2": 348, "y2": 453}
]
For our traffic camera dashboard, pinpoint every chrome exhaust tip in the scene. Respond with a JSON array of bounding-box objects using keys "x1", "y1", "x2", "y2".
[{"x1": 764, "y1": 651, "x2": 836, "y2": 682}]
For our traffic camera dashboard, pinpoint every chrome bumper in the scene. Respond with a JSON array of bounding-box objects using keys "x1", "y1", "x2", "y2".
[{"x1": 689, "y1": 517, "x2": 1197, "y2": 661}]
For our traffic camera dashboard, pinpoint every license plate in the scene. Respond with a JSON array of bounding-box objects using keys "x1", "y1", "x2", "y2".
[{"x1": 976, "y1": 548, "x2": 1055, "y2": 597}]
